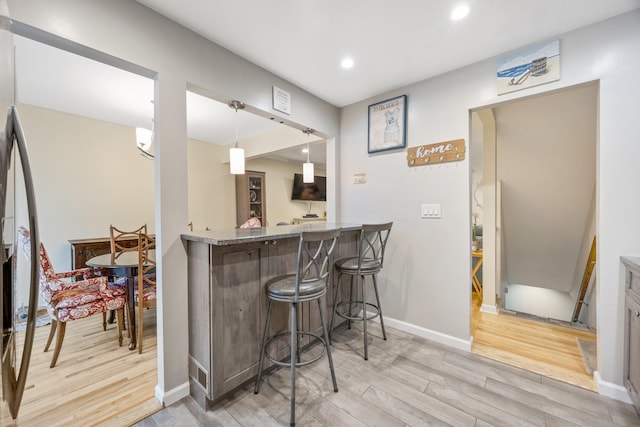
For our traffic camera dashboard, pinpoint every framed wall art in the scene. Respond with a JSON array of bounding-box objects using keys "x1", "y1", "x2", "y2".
[
  {"x1": 368, "y1": 95, "x2": 407, "y2": 154},
  {"x1": 497, "y1": 39, "x2": 560, "y2": 95}
]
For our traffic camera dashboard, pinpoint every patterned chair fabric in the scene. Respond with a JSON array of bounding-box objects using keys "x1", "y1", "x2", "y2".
[
  {"x1": 17, "y1": 226, "x2": 126, "y2": 367},
  {"x1": 134, "y1": 285, "x2": 157, "y2": 302}
]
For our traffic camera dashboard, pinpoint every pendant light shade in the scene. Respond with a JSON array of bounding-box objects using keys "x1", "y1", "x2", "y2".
[
  {"x1": 228, "y1": 100, "x2": 246, "y2": 175},
  {"x1": 135, "y1": 126, "x2": 154, "y2": 159},
  {"x1": 303, "y1": 161, "x2": 314, "y2": 183},
  {"x1": 229, "y1": 147, "x2": 245, "y2": 174},
  {"x1": 302, "y1": 128, "x2": 315, "y2": 183},
  {"x1": 136, "y1": 127, "x2": 152, "y2": 151},
  {"x1": 135, "y1": 100, "x2": 155, "y2": 159}
]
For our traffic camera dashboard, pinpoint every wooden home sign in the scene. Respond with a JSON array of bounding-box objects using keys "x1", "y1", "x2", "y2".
[{"x1": 406, "y1": 139, "x2": 466, "y2": 167}]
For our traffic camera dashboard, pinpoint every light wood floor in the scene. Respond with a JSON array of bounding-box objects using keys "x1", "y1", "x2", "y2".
[
  {"x1": 2, "y1": 298, "x2": 611, "y2": 426},
  {"x1": 135, "y1": 321, "x2": 638, "y2": 426},
  {"x1": 1, "y1": 309, "x2": 161, "y2": 426},
  {"x1": 471, "y1": 293, "x2": 598, "y2": 391}
]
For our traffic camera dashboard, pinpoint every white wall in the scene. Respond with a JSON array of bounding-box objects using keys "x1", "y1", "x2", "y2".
[
  {"x1": 9, "y1": 0, "x2": 640, "y2": 404},
  {"x1": 187, "y1": 141, "x2": 327, "y2": 229},
  {"x1": 496, "y1": 84, "x2": 597, "y2": 293},
  {"x1": 16, "y1": 105, "x2": 322, "y2": 301},
  {"x1": 187, "y1": 138, "x2": 235, "y2": 232},
  {"x1": 341, "y1": 64, "x2": 478, "y2": 344},
  {"x1": 7, "y1": 0, "x2": 340, "y2": 404},
  {"x1": 245, "y1": 157, "x2": 327, "y2": 225},
  {"x1": 477, "y1": 109, "x2": 497, "y2": 312},
  {"x1": 470, "y1": 160, "x2": 483, "y2": 228},
  {"x1": 504, "y1": 284, "x2": 574, "y2": 321},
  {"x1": 340, "y1": 10, "x2": 640, "y2": 400},
  {"x1": 17, "y1": 103, "x2": 154, "y2": 271},
  {"x1": 470, "y1": 112, "x2": 484, "y2": 227}
]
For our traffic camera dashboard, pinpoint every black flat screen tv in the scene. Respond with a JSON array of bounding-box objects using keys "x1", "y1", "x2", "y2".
[{"x1": 291, "y1": 173, "x2": 326, "y2": 201}]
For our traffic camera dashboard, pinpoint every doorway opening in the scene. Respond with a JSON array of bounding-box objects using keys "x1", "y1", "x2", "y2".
[
  {"x1": 469, "y1": 81, "x2": 598, "y2": 390},
  {"x1": 184, "y1": 86, "x2": 330, "y2": 232},
  {"x1": 2, "y1": 32, "x2": 161, "y2": 425}
]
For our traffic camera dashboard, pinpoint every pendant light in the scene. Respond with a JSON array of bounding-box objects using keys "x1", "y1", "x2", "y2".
[
  {"x1": 136, "y1": 100, "x2": 154, "y2": 159},
  {"x1": 302, "y1": 128, "x2": 314, "y2": 183},
  {"x1": 228, "y1": 100, "x2": 245, "y2": 175},
  {"x1": 135, "y1": 126, "x2": 154, "y2": 159}
]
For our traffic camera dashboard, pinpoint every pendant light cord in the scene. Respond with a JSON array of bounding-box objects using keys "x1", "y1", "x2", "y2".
[
  {"x1": 227, "y1": 100, "x2": 246, "y2": 175},
  {"x1": 234, "y1": 106, "x2": 239, "y2": 148}
]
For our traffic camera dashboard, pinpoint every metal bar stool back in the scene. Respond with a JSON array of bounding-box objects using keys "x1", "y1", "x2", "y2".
[
  {"x1": 254, "y1": 228, "x2": 341, "y2": 427},
  {"x1": 330, "y1": 222, "x2": 393, "y2": 360}
]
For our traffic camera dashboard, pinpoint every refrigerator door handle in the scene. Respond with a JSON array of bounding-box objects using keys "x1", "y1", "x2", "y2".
[{"x1": 1, "y1": 105, "x2": 39, "y2": 419}]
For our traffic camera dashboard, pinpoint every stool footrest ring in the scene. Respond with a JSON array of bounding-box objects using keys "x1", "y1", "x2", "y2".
[
  {"x1": 335, "y1": 300, "x2": 381, "y2": 321},
  {"x1": 265, "y1": 331, "x2": 327, "y2": 368}
]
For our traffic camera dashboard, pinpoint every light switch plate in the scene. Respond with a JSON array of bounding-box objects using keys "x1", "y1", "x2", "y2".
[
  {"x1": 353, "y1": 173, "x2": 366, "y2": 184},
  {"x1": 421, "y1": 203, "x2": 441, "y2": 218}
]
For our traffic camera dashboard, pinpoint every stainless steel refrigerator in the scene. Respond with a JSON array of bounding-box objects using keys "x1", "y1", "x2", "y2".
[{"x1": 0, "y1": 1, "x2": 40, "y2": 420}]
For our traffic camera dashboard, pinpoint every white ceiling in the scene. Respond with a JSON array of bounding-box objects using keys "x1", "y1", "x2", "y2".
[
  {"x1": 138, "y1": 0, "x2": 639, "y2": 107},
  {"x1": 14, "y1": 35, "x2": 282, "y2": 146},
  {"x1": 14, "y1": 35, "x2": 321, "y2": 164},
  {"x1": 13, "y1": 1, "x2": 640, "y2": 166}
]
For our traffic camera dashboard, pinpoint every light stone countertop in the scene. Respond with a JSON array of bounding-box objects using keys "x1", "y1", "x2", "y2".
[
  {"x1": 621, "y1": 256, "x2": 640, "y2": 271},
  {"x1": 181, "y1": 223, "x2": 361, "y2": 246}
]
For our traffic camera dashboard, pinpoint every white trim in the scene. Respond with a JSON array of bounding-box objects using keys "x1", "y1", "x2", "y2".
[
  {"x1": 480, "y1": 304, "x2": 499, "y2": 314},
  {"x1": 380, "y1": 314, "x2": 473, "y2": 352},
  {"x1": 155, "y1": 381, "x2": 190, "y2": 406},
  {"x1": 594, "y1": 371, "x2": 633, "y2": 404}
]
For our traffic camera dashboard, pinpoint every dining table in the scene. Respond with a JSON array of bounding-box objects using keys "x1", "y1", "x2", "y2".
[{"x1": 86, "y1": 250, "x2": 155, "y2": 350}]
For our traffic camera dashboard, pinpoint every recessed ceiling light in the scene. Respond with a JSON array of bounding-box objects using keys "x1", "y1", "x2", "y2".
[
  {"x1": 451, "y1": 5, "x2": 469, "y2": 20},
  {"x1": 341, "y1": 57, "x2": 354, "y2": 69},
  {"x1": 302, "y1": 148, "x2": 309, "y2": 154}
]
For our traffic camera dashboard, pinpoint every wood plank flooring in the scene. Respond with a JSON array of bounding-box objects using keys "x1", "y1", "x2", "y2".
[
  {"x1": 1, "y1": 309, "x2": 161, "y2": 426},
  {"x1": 471, "y1": 294, "x2": 597, "y2": 391},
  {"x1": 4, "y1": 297, "x2": 621, "y2": 426},
  {"x1": 135, "y1": 320, "x2": 638, "y2": 426}
]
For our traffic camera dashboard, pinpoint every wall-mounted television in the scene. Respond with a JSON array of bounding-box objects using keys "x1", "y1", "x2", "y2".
[{"x1": 291, "y1": 173, "x2": 326, "y2": 201}]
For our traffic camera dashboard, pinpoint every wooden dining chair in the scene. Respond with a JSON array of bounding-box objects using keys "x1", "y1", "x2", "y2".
[
  {"x1": 136, "y1": 232, "x2": 156, "y2": 353},
  {"x1": 106, "y1": 224, "x2": 148, "y2": 327},
  {"x1": 110, "y1": 224, "x2": 147, "y2": 260}
]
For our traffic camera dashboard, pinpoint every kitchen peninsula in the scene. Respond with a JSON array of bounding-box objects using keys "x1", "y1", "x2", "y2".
[{"x1": 181, "y1": 223, "x2": 361, "y2": 409}]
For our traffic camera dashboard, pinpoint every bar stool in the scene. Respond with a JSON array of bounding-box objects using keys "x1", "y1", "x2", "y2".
[
  {"x1": 330, "y1": 222, "x2": 393, "y2": 360},
  {"x1": 254, "y1": 228, "x2": 341, "y2": 427}
]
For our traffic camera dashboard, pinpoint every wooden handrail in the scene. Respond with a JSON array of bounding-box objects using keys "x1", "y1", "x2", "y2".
[{"x1": 571, "y1": 236, "x2": 596, "y2": 323}]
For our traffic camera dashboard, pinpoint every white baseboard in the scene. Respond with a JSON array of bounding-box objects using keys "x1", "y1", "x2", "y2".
[
  {"x1": 155, "y1": 381, "x2": 190, "y2": 407},
  {"x1": 594, "y1": 371, "x2": 633, "y2": 404},
  {"x1": 377, "y1": 317, "x2": 635, "y2": 405},
  {"x1": 480, "y1": 304, "x2": 499, "y2": 314},
  {"x1": 380, "y1": 315, "x2": 472, "y2": 352}
]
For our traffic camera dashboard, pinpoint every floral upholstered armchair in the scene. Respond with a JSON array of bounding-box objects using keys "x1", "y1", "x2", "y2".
[{"x1": 17, "y1": 226, "x2": 126, "y2": 368}]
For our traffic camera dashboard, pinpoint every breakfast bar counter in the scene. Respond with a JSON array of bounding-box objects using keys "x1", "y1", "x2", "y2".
[
  {"x1": 181, "y1": 223, "x2": 360, "y2": 409},
  {"x1": 181, "y1": 222, "x2": 361, "y2": 246}
]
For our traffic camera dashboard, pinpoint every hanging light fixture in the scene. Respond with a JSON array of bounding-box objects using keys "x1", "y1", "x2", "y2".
[
  {"x1": 302, "y1": 128, "x2": 314, "y2": 183},
  {"x1": 228, "y1": 100, "x2": 245, "y2": 175},
  {"x1": 136, "y1": 100, "x2": 154, "y2": 159},
  {"x1": 135, "y1": 122, "x2": 154, "y2": 159}
]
